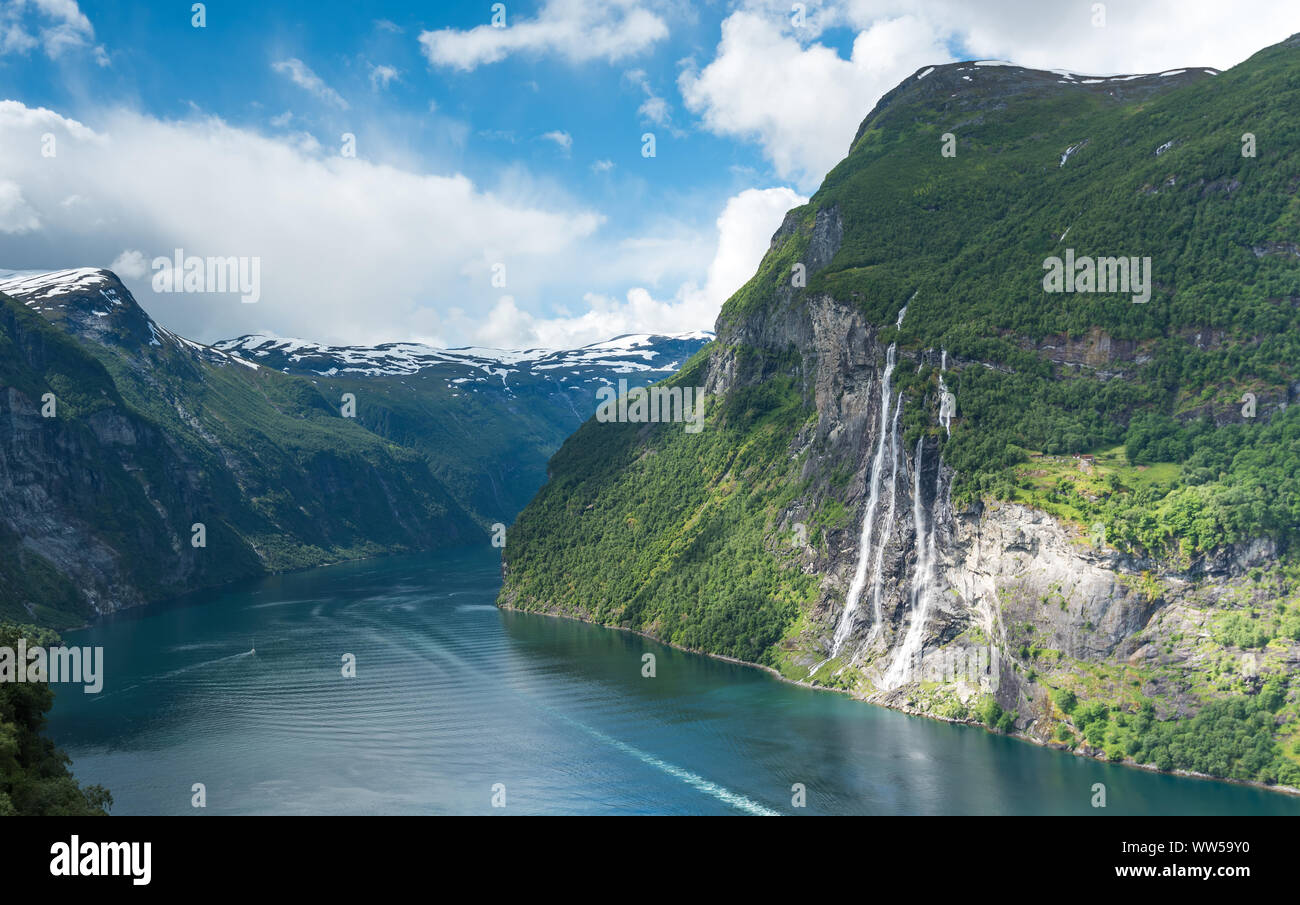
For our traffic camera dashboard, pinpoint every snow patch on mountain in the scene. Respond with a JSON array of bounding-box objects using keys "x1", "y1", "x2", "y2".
[
  {"x1": 1, "y1": 267, "x2": 261, "y2": 371},
  {"x1": 214, "y1": 331, "x2": 715, "y2": 380},
  {"x1": 0, "y1": 268, "x2": 114, "y2": 308},
  {"x1": 2, "y1": 267, "x2": 707, "y2": 383}
]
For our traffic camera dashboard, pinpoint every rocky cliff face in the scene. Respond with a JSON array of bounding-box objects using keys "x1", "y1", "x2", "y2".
[{"x1": 712, "y1": 275, "x2": 1286, "y2": 741}]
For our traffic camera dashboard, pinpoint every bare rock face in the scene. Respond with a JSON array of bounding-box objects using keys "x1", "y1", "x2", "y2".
[
  {"x1": 806, "y1": 205, "x2": 844, "y2": 274},
  {"x1": 948, "y1": 502, "x2": 1158, "y2": 661}
]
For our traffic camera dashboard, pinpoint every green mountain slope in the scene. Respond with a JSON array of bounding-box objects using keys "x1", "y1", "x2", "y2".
[
  {"x1": 213, "y1": 332, "x2": 710, "y2": 526},
  {"x1": 0, "y1": 269, "x2": 479, "y2": 627},
  {"x1": 501, "y1": 35, "x2": 1300, "y2": 790}
]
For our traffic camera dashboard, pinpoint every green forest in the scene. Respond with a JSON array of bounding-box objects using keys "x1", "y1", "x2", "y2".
[{"x1": 0, "y1": 622, "x2": 111, "y2": 815}]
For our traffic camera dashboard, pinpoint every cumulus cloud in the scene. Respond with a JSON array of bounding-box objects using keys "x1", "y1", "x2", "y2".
[
  {"x1": 680, "y1": 12, "x2": 951, "y2": 190},
  {"x1": 625, "y1": 68, "x2": 677, "y2": 131},
  {"x1": 0, "y1": 100, "x2": 605, "y2": 346},
  {"x1": 1, "y1": 23, "x2": 39, "y2": 56},
  {"x1": 1, "y1": 102, "x2": 798, "y2": 352},
  {"x1": 836, "y1": 0, "x2": 1300, "y2": 75},
  {"x1": 541, "y1": 130, "x2": 573, "y2": 153},
  {"x1": 682, "y1": 2, "x2": 1300, "y2": 190},
  {"x1": 272, "y1": 58, "x2": 350, "y2": 110},
  {"x1": 0, "y1": 180, "x2": 41, "y2": 233},
  {"x1": 368, "y1": 63, "x2": 400, "y2": 90},
  {"x1": 109, "y1": 248, "x2": 148, "y2": 279},
  {"x1": 0, "y1": 0, "x2": 108, "y2": 64},
  {"x1": 456, "y1": 186, "x2": 807, "y2": 348},
  {"x1": 419, "y1": 0, "x2": 669, "y2": 70}
]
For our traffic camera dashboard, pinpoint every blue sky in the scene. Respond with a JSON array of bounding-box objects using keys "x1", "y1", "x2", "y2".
[
  {"x1": 8, "y1": 2, "x2": 780, "y2": 219},
  {"x1": 2, "y1": 1, "x2": 1298, "y2": 348}
]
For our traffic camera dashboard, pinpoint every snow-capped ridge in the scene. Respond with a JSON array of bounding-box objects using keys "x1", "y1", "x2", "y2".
[
  {"x1": 1, "y1": 266, "x2": 259, "y2": 371},
  {"x1": 0, "y1": 267, "x2": 121, "y2": 307},
  {"x1": 215, "y1": 330, "x2": 714, "y2": 378},
  {"x1": 2, "y1": 266, "x2": 708, "y2": 381}
]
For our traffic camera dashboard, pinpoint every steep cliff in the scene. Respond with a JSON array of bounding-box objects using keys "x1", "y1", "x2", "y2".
[{"x1": 500, "y1": 35, "x2": 1300, "y2": 789}]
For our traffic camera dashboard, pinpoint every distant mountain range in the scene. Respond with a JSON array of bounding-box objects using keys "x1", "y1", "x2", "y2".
[
  {"x1": 214, "y1": 330, "x2": 711, "y2": 381},
  {"x1": 0, "y1": 267, "x2": 710, "y2": 626}
]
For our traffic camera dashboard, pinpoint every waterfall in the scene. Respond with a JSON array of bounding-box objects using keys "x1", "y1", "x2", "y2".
[
  {"x1": 883, "y1": 437, "x2": 942, "y2": 689},
  {"x1": 828, "y1": 343, "x2": 897, "y2": 658},
  {"x1": 937, "y1": 349, "x2": 954, "y2": 438},
  {"x1": 857, "y1": 391, "x2": 902, "y2": 652}
]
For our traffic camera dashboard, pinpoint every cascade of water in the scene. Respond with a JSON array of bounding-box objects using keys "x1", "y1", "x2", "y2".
[
  {"x1": 937, "y1": 349, "x2": 954, "y2": 438},
  {"x1": 828, "y1": 343, "x2": 897, "y2": 658},
  {"x1": 861, "y1": 391, "x2": 903, "y2": 648},
  {"x1": 883, "y1": 437, "x2": 941, "y2": 689}
]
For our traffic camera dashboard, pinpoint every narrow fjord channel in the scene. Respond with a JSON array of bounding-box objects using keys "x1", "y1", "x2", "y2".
[{"x1": 48, "y1": 548, "x2": 1300, "y2": 816}]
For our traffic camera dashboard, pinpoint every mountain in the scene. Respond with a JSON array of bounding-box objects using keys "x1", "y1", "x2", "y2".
[
  {"x1": 499, "y1": 35, "x2": 1300, "y2": 790},
  {"x1": 212, "y1": 330, "x2": 710, "y2": 525},
  {"x1": 0, "y1": 268, "x2": 709, "y2": 627}
]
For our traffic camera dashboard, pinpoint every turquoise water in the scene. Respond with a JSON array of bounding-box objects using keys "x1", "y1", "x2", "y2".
[{"x1": 48, "y1": 547, "x2": 1300, "y2": 815}]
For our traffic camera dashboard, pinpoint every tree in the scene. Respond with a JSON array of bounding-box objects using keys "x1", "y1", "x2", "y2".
[{"x1": 0, "y1": 622, "x2": 111, "y2": 816}]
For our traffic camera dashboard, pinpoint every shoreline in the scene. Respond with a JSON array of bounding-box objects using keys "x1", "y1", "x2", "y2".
[
  {"x1": 498, "y1": 599, "x2": 1300, "y2": 802},
  {"x1": 57, "y1": 542, "x2": 493, "y2": 633}
]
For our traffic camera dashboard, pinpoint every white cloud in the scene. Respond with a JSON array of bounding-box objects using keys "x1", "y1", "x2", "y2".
[
  {"x1": 0, "y1": 0, "x2": 107, "y2": 64},
  {"x1": 680, "y1": 12, "x2": 951, "y2": 190},
  {"x1": 272, "y1": 58, "x2": 350, "y2": 110},
  {"x1": 109, "y1": 249, "x2": 148, "y2": 279},
  {"x1": 458, "y1": 186, "x2": 807, "y2": 348},
  {"x1": 837, "y1": 0, "x2": 1300, "y2": 75},
  {"x1": 638, "y1": 95, "x2": 670, "y2": 126},
  {"x1": 703, "y1": 187, "x2": 807, "y2": 305},
  {"x1": 419, "y1": 0, "x2": 669, "y2": 71},
  {"x1": 0, "y1": 180, "x2": 41, "y2": 233},
  {"x1": 590, "y1": 158, "x2": 615, "y2": 173},
  {"x1": 541, "y1": 130, "x2": 573, "y2": 153},
  {"x1": 0, "y1": 100, "x2": 604, "y2": 346},
  {"x1": 624, "y1": 68, "x2": 676, "y2": 130},
  {"x1": 369, "y1": 63, "x2": 400, "y2": 90},
  {"x1": 1, "y1": 23, "x2": 39, "y2": 56},
  {"x1": 682, "y1": 2, "x2": 1300, "y2": 190},
  {"x1": 1, "y1": 99, "x2": 800, "y2": 350}
]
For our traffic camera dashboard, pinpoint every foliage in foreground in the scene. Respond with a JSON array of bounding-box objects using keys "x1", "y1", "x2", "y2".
[{"x1": 0, "y1": 622, "x2": 111, "y2": 815}]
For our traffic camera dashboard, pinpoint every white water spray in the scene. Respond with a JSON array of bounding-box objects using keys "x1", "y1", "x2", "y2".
[
  {"x1": 883, "y1": 438, "x2": 942, "y2": 689},
  {"x1": 857, "y1": 391, "x2": 902, "y2": 653},
  {"x1": 828, "y1": 344, "x2": 897, "y2": 658},
  {"x1": 937, "y1": 349, "x2": 954, "y2": 438}
]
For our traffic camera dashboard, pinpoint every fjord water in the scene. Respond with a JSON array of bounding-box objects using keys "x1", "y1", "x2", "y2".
[{"x1": 49, "y1": 549, "x2": 1300, "y2": 816}]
